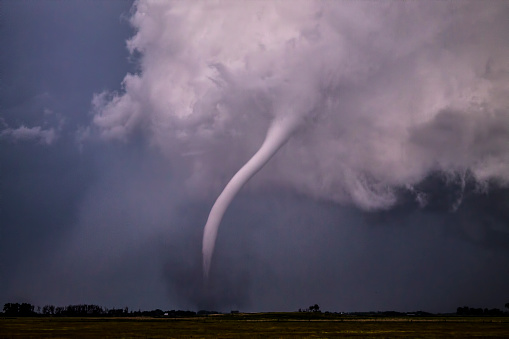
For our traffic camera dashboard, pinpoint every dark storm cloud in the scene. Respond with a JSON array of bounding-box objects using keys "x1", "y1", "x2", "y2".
[{"x1": 1, "y1": 0, "x2": 509, "y2": 314}]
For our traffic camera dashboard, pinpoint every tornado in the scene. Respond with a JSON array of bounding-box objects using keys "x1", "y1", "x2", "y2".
[{"x1": 202, "y1": 115, "x2": 300, "y2": 279}]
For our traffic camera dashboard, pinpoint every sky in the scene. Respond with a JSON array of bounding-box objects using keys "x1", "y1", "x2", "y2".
[{"x1": 1, "y1": 0, "x2": 509, "y2": 313}]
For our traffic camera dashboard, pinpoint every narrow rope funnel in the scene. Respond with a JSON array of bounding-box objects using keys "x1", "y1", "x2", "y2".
[{"x1": 202, "y1": 115, "x2": 300, "y2": 279}]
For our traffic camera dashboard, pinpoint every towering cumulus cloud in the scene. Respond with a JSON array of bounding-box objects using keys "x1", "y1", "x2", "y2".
[{"x1": 91, "y1": 1, "x2": 509, "y2": 278}]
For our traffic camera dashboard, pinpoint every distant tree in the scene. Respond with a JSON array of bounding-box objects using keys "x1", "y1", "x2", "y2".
[
  {"x1": 505, "y1": 302, "x2": 509, "y2": 310},
  {"x1": 309, "y1": 304, "x2": 320, "y2": 312}
]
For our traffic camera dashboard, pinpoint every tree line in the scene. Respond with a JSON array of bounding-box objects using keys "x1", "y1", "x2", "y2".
[
  {"x1": 3, "y1": 301, "x2": 509, "y2": 317},
  {"x1": 2, "y1": 303, "x2": 209, "y2": 317},
  {"x1": 456, "y1": 306, "x2": 506, "y2": 316}
]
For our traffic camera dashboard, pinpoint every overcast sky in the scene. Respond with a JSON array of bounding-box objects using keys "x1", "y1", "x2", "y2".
[{"x1": 1, "y1": 0, "x2": 509, "y2": 313}]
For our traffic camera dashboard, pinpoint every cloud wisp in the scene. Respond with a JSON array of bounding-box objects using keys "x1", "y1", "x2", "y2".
[{"x1": 1, "y1": 125, "x2": 57, "y2": 145}]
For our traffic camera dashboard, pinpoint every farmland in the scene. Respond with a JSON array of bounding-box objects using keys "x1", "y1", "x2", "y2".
[{"x1": 1, "y1": 313, "x2": 509, "y2": 338}]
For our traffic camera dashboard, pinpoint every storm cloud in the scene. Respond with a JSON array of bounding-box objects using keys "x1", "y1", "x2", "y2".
[
  {"x1": 92, "y1": 1, "x2": 509, "y2": 207},
  {"x1": 1, "y1": 0, "x2": 509, "y2": 313}
]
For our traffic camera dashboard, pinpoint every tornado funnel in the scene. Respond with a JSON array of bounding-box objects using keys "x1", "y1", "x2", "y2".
[{"x1": 202, "y1": 115, "x2": 300, "y2": 279}]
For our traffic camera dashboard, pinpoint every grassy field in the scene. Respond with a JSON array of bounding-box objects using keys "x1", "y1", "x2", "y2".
[{"x1": 1, "y1": 314, "x2": 509, "y2": 338}]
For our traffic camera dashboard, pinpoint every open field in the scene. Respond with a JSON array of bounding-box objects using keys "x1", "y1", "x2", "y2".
[{"x1": 1, "y1": 314, "x2": 509, "y2": 338}]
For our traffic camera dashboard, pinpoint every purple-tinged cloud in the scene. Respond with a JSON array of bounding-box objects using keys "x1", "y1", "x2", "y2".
[{"x1": 92, "y1": 1, "x2": 509, "y2": 207}]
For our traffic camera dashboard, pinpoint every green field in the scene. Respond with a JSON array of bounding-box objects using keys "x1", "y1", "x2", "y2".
[{"x1": 1, "y1": 314, "x2": 508, "y2": 338}]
